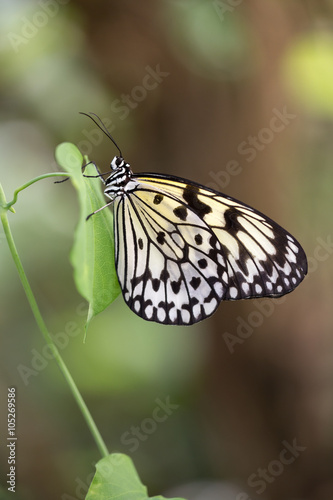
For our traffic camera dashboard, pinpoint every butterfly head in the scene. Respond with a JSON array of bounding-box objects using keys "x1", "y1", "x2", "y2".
[
  {"x1": 108, "y1": 156, "x2": 132, "y2": 179},
  {"x1": 104, "y1": 155, "x2": 134, "y2": 198},
  {"x1": 110, "y1": 155, "x2": 126, "y2": 171}
]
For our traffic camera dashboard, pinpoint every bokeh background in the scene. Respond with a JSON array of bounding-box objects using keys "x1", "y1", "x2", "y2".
[{"x1": 0, "y1": 1, "x2": 333, "y2": 499}]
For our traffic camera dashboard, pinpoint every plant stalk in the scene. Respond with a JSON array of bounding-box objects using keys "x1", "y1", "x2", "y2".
[{"x1": 0, "y1": 182, "x2": 109, "y2": 458}]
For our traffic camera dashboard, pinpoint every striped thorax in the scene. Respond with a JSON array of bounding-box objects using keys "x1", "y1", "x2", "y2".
[{"x1": 104, "y1": 156, "x2": 136, "y2": 199}]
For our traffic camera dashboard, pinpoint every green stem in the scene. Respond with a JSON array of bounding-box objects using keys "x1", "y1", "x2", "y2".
[
  {"x1": 6, "y1": 172, "x2": 68, "y2": 209},
  {"x1": 0, "y1": 183, "x2": 109, "y2": 458}
]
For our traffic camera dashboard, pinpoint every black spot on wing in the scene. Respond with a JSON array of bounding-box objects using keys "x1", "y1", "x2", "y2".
[
  {"x1": 131, "y1": 268, "x2": 151, "y2": 289},
  {"x1": 223, "y1": 208, "x2": 242, "y2": 234},
  {"x1": 138, "y1": 238, "x2": 144, "y2": 250},
  {"x1": 208, "y1": 234, "x2": 223, "y2": 261},
  {"x1": 181, "y1": 297, "x2": 199, "y2": 314},
  {"x1": 152, "y1": 278, "x2": 161, "y2": 292},
  {"x1": 157, "y1": 300, "x2": 175, "y2": 313},
  {"x1": 198, "y1": 258, "x2": 208, "y2": 269},
  {"x1": 156, "y1": 231, "x2": 166, "y2": 245},
  {"x1": 160, "y1": 269, "x2": 169, "y2": 282},
  {"x1": 171, "y1": 279, "x2": 182, "y2": 294},
  {"x1": 195, "y1": 234, "x2": 203, "y2": 245},
  {"x1": 190, "y1": 277, "x2": 201, "y2": 290},
  {"x1": 174, "y1": 206, "x2": 188, "y2": 221},
  {"x1": 154, "y1": 194, "x2": 163, "y2": 205},
  {"x1": 204, "y1": 290, "x2": 218, "y2": 304},
  {"x1": 183, "y1": 184, "x2": 212, "y2": 217}
]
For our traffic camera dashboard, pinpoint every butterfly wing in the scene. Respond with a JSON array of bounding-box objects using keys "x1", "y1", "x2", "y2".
[
  {"x1": 114, "y1": 184, "x2": 228, "y2": 325},
  {"x1": 113, "y1": 173, "x2": 307, "y2": 325}
]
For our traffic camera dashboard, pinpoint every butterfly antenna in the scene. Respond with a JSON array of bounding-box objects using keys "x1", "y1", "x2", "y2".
[{"x1": 79, "y1": 112, "x2": 123, "y2": 157}]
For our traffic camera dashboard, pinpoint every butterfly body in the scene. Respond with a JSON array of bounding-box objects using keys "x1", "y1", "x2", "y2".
[
  {"x1": 103, "y1": 156, "x2": 134, "y2": 198},
  {"x1": 98, "y1": 155, "x2": 307, "y2": 325}
]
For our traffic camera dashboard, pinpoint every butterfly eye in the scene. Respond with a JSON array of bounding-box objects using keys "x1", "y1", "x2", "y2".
[
  {"x1": 110, "y1": 158, "x2": 117, "y2": 170},
  {"x1": 110, "y1": 156, "x2": 122, "y2": 170}
]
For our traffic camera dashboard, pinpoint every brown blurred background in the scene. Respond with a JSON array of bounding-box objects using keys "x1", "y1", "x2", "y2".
[{"x1": 0, "y1": 1, "x2": 333, "y2": 499}]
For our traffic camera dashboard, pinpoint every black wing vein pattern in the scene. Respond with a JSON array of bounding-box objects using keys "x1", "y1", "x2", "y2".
[{"x1": 113, "y1": 174, "x2": 307, "y2": 325}]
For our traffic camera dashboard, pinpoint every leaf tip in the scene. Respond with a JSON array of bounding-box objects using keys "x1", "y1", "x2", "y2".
[{"x1": 55, "y1": 143, "x2": 83, "y2": 172}]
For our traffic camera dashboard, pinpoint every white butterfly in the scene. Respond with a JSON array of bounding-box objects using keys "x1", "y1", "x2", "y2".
[{"x1": 82, "y1": 113, "x2": 307, "y2": 325}]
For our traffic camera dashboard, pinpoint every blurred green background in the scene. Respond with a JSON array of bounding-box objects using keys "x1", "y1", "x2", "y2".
[{"x1": 0, "y1": 1, "x2": 333, "y2": 499}]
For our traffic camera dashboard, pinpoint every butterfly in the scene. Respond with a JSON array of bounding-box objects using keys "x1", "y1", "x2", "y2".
[{"x1": 81, "y1": 113, "x2": 307, "y2": 326}]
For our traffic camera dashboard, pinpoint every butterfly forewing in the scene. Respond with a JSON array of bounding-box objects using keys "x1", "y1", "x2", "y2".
[
  {"x1": 137, "y1": 174, "x2": 307, "y2": 298},
  {"x1": 111, "y1": 173, "x2": 307, "y2": 325}
]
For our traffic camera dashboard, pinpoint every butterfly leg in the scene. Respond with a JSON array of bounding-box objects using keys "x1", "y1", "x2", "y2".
[
  {"x1": 55, "y1": 161, "x2": 103, "y2": 184},
  {"x1": 82, "y1": 161, "x2": 107, "y2": 183},
  {"x1": 86, "y1": 200, "x2": 114, "y2": 220},
  {"x1": 82, "y1": 161, "x2": 115, "y2": 182}
]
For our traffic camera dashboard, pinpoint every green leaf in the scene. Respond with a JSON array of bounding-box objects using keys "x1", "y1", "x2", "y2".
[
  {"x1": 86, "y1": 454, "x2": 186, "y2": 500},
  {"x1": 55, "y1": 142, "x2": 121, "y2": 329}
]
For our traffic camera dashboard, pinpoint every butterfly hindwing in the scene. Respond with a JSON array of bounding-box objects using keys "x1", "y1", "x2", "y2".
[
  {"x1": 112, "y1": 173, "x2": 307, "y2": 325},
  {"x1": 114, "y1": 185, "x2": 229, "y2": 324}
]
